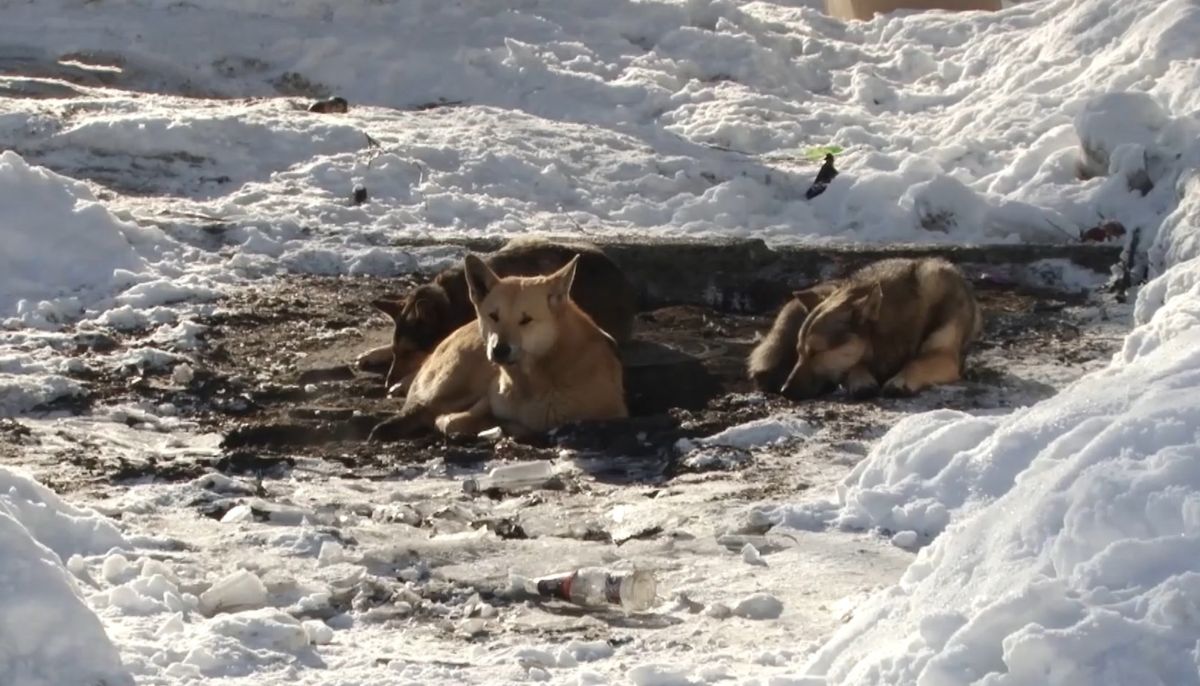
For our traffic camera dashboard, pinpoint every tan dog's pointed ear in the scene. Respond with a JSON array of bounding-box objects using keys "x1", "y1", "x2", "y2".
[
  {"x1": 372, "y1": 298, "x2": 403, "y2": 320},
  {"x1": 463, "y1": 254, "x2": 499, "y2": 305},
  {"x1": 547, "y1": 255, "x2": 579, "y2": 309}
]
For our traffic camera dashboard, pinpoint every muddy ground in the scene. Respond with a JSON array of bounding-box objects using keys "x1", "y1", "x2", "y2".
[{"x1": 16, "y1": 266, "x2": 1128, "y2": 499}]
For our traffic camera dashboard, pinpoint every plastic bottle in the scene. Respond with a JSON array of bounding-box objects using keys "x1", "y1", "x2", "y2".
[
  {"x1": 525, "y1": 567, "x2": 657, "y2": 612},
  {"x1": 462, "y1": 461, "x2": 555, "y2": 495}
]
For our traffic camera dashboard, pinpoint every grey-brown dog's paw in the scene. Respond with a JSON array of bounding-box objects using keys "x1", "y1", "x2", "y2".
[{"x1": 846, "y1": 378, "x2": 881, "y2": 400}]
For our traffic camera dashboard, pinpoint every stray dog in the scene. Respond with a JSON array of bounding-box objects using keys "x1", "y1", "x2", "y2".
[
  {"x1": 748, "y1": 258, "x2": 980, "y2": 399},
  {"x1": 747, "y1": 282, "x2": 840, "y2": 393},
  {"x1": 367, "y1": 239, "x2": 636, "y2": 394},
  {"x1": 369, "y1": 254, "x2": 627, "y2": 440}
]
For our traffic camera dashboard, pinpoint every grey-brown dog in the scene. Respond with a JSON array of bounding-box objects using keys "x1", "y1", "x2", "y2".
[{"x1": 748, "y1": 258, "x2": 981, "y2": 399}]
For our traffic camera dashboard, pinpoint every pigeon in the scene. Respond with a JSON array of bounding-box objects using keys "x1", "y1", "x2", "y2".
[{"x1": 805, "y1": 153, "x2": 838, "y2": 200}]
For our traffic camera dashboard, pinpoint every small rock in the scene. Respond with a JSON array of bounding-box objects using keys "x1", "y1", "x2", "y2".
[
  {"x1": 741, "y1": 542, "x2": 767, "y2": 567},
  {"x1": 308, "y1": 96, "x2": 348, "y2": 113},
  {"x1": 303, "y1": 619, "x2": 335, "y2": 645},
  {"x1": 891, "y1": 530, "x2": 919, "y2": 549},
  {"x1": 705, "y1": 602, "x2": 732, "y2": 619},
  {"x1": 171, "y1": 363, "x2": 194, "y2": 386},
  {"x1": 733, "y1": 593, "x2": 783, "y2": 620},
  {"x1": 352, "y1": 184, "x2": 368, "y2": 205},
  {"x1": 220, "y1": 504, "x2": 255, "y2": 524}
]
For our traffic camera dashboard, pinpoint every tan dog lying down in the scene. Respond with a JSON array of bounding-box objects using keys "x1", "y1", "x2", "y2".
[
  {"x1": 748, "y1": 257, "x2": 981, "y2": 399},
  {"x1": 364, "y1": 238, "x2": 636, "y2": 395},
  {"x1": 369, "y1": 254, "x2": 627, "y2": 440}
]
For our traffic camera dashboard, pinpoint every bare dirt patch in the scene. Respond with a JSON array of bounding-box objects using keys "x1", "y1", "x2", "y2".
[{"x1": 20, "y1": 267, "x2": 1126, "y2": 496}]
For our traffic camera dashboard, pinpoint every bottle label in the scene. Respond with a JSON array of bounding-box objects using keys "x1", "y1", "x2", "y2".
[
  {"x1": 535, "y1": 571, "x2": 576, "y2": 602},
  {"x1": 603, "y1": 573, "x2": 624, "y2": 605}
]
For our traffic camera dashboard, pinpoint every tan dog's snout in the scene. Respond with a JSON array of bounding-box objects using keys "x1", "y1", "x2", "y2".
[{"x1": 486, "y1": 332, "x2": 519, "y2": 365}]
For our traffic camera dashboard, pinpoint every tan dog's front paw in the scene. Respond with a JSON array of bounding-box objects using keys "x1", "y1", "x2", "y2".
[
  {"x1": 435, "y1": 412, "x2": 469, "y2": 437},
  {"x1": 387, "y1": 374, "x2": 415, "y2": 398},
  {"x1": 882, "y1": 373, "x2": 918, "y2": 397}
]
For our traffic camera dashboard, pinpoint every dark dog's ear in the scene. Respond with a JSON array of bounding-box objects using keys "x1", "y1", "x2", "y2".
[
  {"x1": 464, "y1": 254, "x2": 499, "y2": 305},
  {"x1": 372, "y1": 298, "x2": 403, "y2": 320},
  {"x1": 792, "y1": 281, "x2": 839, "y2": 311},
  {"x1": 547, "y1": 255, "x2": 579, "y2": 309}
]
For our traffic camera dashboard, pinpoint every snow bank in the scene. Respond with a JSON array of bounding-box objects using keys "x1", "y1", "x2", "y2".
[
  {"x1": 794, "y1": 258, "x2": 1200, "y2": 683},
  {"x1": 0, "y1": 466, "x2": 131, "y2": 686},
  {"x1": 0, "y1": 465, "x2": 128, "y2": 559},
  {"x1": 3, "y1": 0, "x2": 1200, "y2": 246},
  {"x1": 0, "y1": 151, "x2": 157, "y2": 319}
]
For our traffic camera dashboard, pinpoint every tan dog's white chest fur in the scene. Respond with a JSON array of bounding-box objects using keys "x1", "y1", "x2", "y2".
[{"x1": 432, "y1": 253, "x2": 627, "y2": 438}]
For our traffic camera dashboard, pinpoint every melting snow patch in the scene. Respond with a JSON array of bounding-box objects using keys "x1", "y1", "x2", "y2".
[
  {"x1": 734, "y1": 593, "x2": 784, "y2": 620},
  {"x1": 627, "y1": 664, "x2": 696, "y2": 686}
]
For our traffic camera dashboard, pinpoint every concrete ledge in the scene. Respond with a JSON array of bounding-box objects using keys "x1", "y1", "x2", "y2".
[{"x1": 395, "y1": 236, "x2": 1122, "y2": 313}]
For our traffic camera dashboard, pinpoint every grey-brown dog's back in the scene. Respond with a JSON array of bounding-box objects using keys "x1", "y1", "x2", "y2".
[
  {"x1": 749, "y1": 257, "x2": 980, "y2": 398},
  {"x1": 856, "y1": 258, "x2": 979, "y2": 382}
]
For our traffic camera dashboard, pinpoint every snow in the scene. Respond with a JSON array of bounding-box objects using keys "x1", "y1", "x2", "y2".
[
  {"x1": 0, "y1": 151, "x2": 154, "y2": 318},
  {"x1": 1, "y1": 0, "x2": 1200, "y2": 682},
  {"x1": 778, "y1": 257, "x2": 1200, "y2": 683},
  {"x1": 197, "y1": 569, "x2": 269, "y2": 616},
  {"x1": 0, "y1": 0, "x2": 1196, "y2": 254},
  {"x1": 0, "y1": 466, "x2": 132, "y2": 686}
]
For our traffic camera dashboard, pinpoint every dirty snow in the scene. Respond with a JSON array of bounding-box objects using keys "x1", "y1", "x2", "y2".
[{"x1": 1, "y1": 0, "x2": 1200, "y2": 683}]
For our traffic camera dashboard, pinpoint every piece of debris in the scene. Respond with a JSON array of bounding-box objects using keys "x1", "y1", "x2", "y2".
[
  {"x1": 805, "y1": 153, "x2": 838, "y2": 200},
  {"x1": 614, "y1": 525, "x2": 664, "y2": 546},
  {"x1": 670, "y1": 592, "x2": 706, "y2": 614},
  {"x1": 308, "y1": 96, "x2": 348, "y2": 113},
  {"x1": 484, "y1": 517, "x2": 529, "y2": 540},
  {"x1": 1080, "y1": 220, "x2": 1126, "y2": 243},
  {"x1": 462, "y1": 461, "x2": 561, "y2": 496},
  {"x1": 1108, "y1": 225, "x2": 1143, "y2": 303},
  {"x1": 352, "y1": 184, "x2": 368, "y2": 205}
]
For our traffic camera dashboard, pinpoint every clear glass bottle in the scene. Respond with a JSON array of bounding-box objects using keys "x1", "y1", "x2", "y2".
[
  {"x1": 526, "y1": 567, "x2": 657, "y2": 612},
  {"x1": 462, "y1": 461, "x2": 555, "y2": 494}
]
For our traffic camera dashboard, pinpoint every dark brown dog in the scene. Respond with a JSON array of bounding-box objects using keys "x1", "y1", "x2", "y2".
[{"x1": 370, "y1": 238, "x2": 637, "y2": 392}]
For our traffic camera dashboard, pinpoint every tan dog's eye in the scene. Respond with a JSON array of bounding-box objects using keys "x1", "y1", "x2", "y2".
[
  {"x1": 489, "y1": 312, "x2": 499, "y2": 323},
  {"x1": 519, "y1": 314, "x2": 532, "y2": 326}
]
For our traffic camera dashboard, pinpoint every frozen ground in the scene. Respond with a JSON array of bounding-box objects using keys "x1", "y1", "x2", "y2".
[{"x1": 2, "y1": 0, "x2": 1200, "y2": 683}]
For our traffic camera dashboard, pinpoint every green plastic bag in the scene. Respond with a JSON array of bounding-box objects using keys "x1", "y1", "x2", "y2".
[{"x1": 805, "y1": 145, "x2": 843, "y2": 161}]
